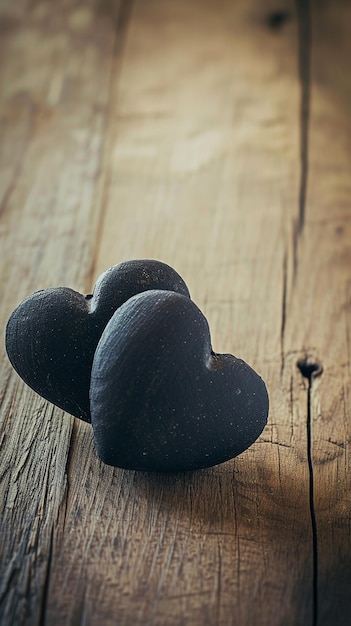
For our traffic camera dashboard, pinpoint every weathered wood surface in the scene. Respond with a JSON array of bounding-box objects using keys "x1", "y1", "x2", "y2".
[{"x1": 0, "y1": 0, "x2": 350, "y2": 624}]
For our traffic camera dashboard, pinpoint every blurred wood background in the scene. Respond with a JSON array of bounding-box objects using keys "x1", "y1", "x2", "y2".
[{"x1": 0, "y1": 0, "x2": 350, "y2": 624}]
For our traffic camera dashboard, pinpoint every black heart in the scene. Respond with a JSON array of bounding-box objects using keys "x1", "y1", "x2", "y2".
[
  {"x1": 90, "y1": 290, "x2": 269, "y2": 471},
  {"x1": 5, "y1": 260, "x2": 190, "y2": 422}
]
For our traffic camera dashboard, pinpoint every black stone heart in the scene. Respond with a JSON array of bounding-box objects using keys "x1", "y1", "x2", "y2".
[
  {"x1": 90, "y1": 290, "x2": 269, "y2": 471},
  {"x1": 5, "y1": 260, "x2": 190, "y2": 422}
]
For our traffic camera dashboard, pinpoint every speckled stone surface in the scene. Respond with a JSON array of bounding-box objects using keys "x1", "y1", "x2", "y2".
[
  {"x1": 5, "y1": 260, "x2": 190, "y2": 421},
  {"x1": 91, "y1": 290, "x2": 269, "y2": 471}
]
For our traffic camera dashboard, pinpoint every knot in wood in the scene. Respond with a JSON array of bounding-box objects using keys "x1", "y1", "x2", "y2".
[{"x1": 297, "y1": 355, "x2": 323, "y2": 381}]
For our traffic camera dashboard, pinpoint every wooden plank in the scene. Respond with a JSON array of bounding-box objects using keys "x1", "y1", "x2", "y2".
[
  {"x1": 0, "y1": 1, "x2": 128, "y2": 624},
  {"x1": 43, "y1": 1, "x2": 314, "y2": 625},
  {"x1": 287, "y1": 2, "x2": 351, "y2": 624}
]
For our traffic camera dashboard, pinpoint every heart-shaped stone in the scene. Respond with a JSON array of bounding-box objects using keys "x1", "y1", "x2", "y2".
[
  {"x1": 90, "y1": 290, "x2": 269, "y2": 471},
  {"x1": 5, "y1": 260, "x2": 190, "y2": 422}
]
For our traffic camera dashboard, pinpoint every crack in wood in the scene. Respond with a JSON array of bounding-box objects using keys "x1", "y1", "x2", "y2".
[
  {"x1": 38, "y1": 525, "x2": 54, "y2": 626},
  {"x1": 62, "y1": 420, "x2": 77, "y2": 531},
  {"x1": 280, "y1": 250, "x2": 288, "y2": 378},
  {"x1": 297, "y1": 356, "x2": 323, "y2": 626},
  {"x1": 294, "y1": 0, "x2": 312, "y2": 276},
  {"x1": 307, "y1": 376, "x2": 318, "y2": 626},
  {"x1": 88, "y1": 0, "x2": 135, "y2": 289}
]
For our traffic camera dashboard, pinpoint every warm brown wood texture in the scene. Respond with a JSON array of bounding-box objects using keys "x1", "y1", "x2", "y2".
[{"x1": 0, "y1": 0, "x2": 350, "y2": 624}]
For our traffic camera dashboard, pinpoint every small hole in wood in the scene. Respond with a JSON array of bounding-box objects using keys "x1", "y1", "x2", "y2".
[
  {"x1": 266, "y1": 10, "x2": 290, "y2": 30},
  {"x1": 85, "y1": 294, "x2": 93, "y2": 300},
  {"x1": 297, "y1": 357, "x2": 323, "y2": 380}
]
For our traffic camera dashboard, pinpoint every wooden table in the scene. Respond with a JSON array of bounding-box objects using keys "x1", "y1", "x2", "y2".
[{"x1": 1, "y1": 1, "x2": 350, "y2": 624}]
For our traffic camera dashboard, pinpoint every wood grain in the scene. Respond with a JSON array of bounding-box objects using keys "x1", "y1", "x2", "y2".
[
  {"x1": 290, "y1": 2, "x2": 351, "y2": 624},
  {"x1": 0, "y1": 0, "x2": 127, "y2": 623},
  {"x1": 0, "y1": 0, "x2": 350, "y2": 625}
]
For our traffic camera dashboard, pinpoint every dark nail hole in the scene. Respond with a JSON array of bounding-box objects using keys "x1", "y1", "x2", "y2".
[
  {"x1": 85, "y1": 294, "x2": 93, "y2": 300},
  {"x1": 266, "y1": 10, "x2": 290, "y2": 30},
  {"x1": 297, "y1": 357, "x2": 323, "y2": 380}
]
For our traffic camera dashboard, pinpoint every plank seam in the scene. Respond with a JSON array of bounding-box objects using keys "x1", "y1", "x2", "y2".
[
  {"x1": 280, "y1": 249, "x2": 288, "y2": 378},
  {"x1": 294, "y1": 0, "x2": 312, "y2": 275},
  {"x1": 89, "y1": 0, "x2": 135, "y2": 287},
  {"x1": 297, "y1": 357, "x2": 323, "y2": 626},
  {"x1": 38, "y1": 525, "x2": 54, "y2": 626},
  {"x1": 62, "y1": 420, "x2": 77, "y2": 531},
  {"x1": 307, "y1": 376, "x2": 318, "y2": 626}
]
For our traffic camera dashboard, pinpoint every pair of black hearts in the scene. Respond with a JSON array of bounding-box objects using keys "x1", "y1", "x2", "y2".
[{"x1": 5, "y1": 260, "x2": 269, "y2": 471}]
